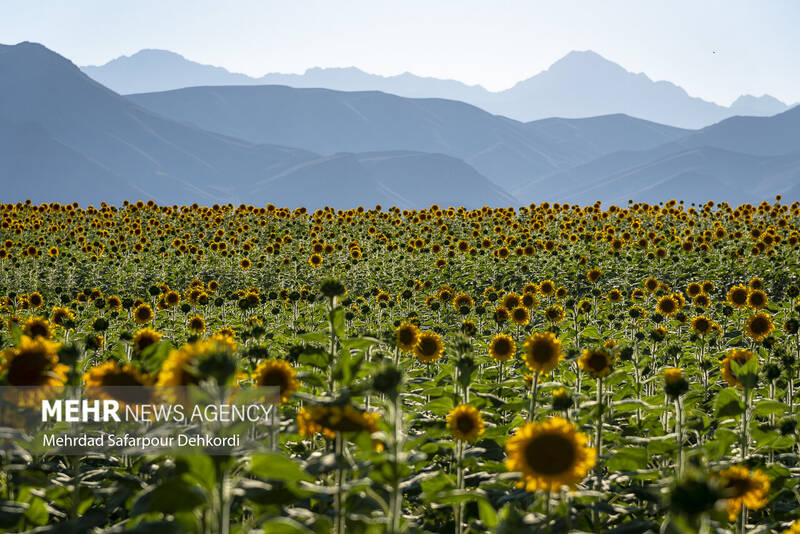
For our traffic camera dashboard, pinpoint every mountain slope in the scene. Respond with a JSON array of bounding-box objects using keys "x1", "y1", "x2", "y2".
[
  {"x1": 127, "y1": 85, "x2": 690, "y2": 192},
  {"x1": 84, "y1": 49, "x2": 790, "y2": 128},
  {"x1": 0, "y1": 42, "x2": 513, "y2": 208}
]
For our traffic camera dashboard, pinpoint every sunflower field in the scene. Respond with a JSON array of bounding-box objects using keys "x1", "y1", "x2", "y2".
[{"x1": 2, "y1": 198, "x2": 800, "y2": 534}]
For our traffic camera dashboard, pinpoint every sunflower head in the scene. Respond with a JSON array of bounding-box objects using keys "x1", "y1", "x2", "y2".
[
  {"x1": 252, "y1": 359, "x2": 299, "y2": 403},
  {"x1": 746, "y1": 289, "x2": 768, "y2": 310},
  {"x1": 414, "y1": 331, "x2": 444, "y2": 363},
  {"x1": 523, "y1": 332, "x2": 563, "y2": 375},
  {"x1": 447, "y1": 404, "x2": 485, "y2": 441},
  {"x1": 395, "y1": 321, "x2": 420, "y2": 353},
  {"x1": 0, "y1": 336, "x2": 68, "y2": 404},
  {"x1": 727, "y1": 285, "x2": 749, "y2": 309},
  {"x1": 489, "y1": 333, "x2": 516, "y2": 362},
  {"x1": 23, "y1": 317, "x2": 52, "y2": 339},
  {"x1": 691, "y1": 315, "x2": 713, "y2": 336},
  {"x1": 656, "y1": 295, "x2": 679, "y2": 316},
  {"x1": 579, "y1": 348, "x2": 614, "y2": 378},
  {"x1": 587, "y1": 268, "x2": 603, "y2": 284},
  {"x1": 745, "y1": 312, "x2": 774, "y2": 341},
  {"x1": 511, "y1": 306, "x2": 530, "y2": 326},
  {"x1": 505, "y1": 417, "x2": 596, "y2": 492},
  {"x1": 544, "y1": 304, "x2": 564, "y2": 324},
  {"x1": 188, "y1": 315, "x2": 206, "y2": 333},
  {"x1": 132, "y1": 327, "x2": 163, "y2": 354},
  {"x1": 83, "y1": 361, "x2": 152, "y2": 404},
  {"x1": 133, "y1": 303, "x2": 154, "y2": 325},
  {"x1": 720, "y1": 349, "x2": 757, "y2": 388},
  {"x1": 664, "y1": 367, "x2": 689, "y2": 397},
  {"x1": 716, "y1": 466, "x2": 770, "y2": 521}
]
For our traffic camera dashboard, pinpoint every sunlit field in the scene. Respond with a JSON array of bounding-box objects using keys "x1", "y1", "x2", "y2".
[{"x1": 2, "y1": 198, "x2": 800, "y2": 533}]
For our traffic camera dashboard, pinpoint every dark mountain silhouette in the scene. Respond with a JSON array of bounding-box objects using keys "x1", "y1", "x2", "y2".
[
  {"x1": 84, "y1": 49, "x2": 790, "y2": 129},
  {"x1": 0, "y1": 42, "x2": 513, "y2": 208},
  {"x1": 128, "y1": 85, "x2": 689, "y2": 191}
]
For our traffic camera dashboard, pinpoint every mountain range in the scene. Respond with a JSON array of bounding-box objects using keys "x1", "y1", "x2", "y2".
[
  {"x1": 2, "y1": 41, "x2": 799, "y2": 208},
  {"x1": 82, "y1": 49, "x2": 794, "y2": 129}
]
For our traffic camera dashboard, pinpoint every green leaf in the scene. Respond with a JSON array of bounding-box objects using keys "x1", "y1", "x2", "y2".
[
  {"x1": 754, "y1": 400, "x2": 787, "y2": 417},
  {"x1": 260, "y1": 517, "x2": 315, "y2": 534},
  {"x1": 607, "y1": 447, "x2": 648, "y2": 471},
  {"x1": 23, "y1": 497, "x2": 48, "y2": 526},
  {"x1": 714, "y1": 387, "x2": 744, "y2": 418},
  {"x1": 298, "y1": 347, "x2": 330, "y2": 368},
  {"x1": 250, "y1": 454, "x2": 312, "y2": 483},
  {"x1": 131, "y1": 478, "x2": 206, "y2": 516},
  {"x1": 478, "y1": 498, "x2": 498, "y2": 528},
  {"x1": 425, "y1": 396, "x2": 454, "y2": 416}
]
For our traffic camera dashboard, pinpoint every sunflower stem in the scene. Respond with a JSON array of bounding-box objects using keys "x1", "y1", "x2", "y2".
[{"x1": 527, "y1": 373, "x2": 539, "y2": 422}]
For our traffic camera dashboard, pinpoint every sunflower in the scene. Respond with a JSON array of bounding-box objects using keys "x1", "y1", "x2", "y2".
[
  {"x1": 188, "y1": 315, "x2": 206, "y2": 334},
  {"x1": 395, "y1": 321, "x2": 420, "y2": 353},
  {"x1": 51, "y1": 307, "x2": 74, "y2": 326},
  {"x1": 23, "y1": 316, "x2": 52, "y2": 339},
  {"x1": 414, "y1": 331, "x2": 444, "y2": 363},
  {"x1": 523, "y1": 332, "x2": 563, "y2": 375},
  {"x1": 664, "y1": 367, "x2": 689, "y2": 397},
  {"x1": 784, "y1": 520, "x2": 800, "y2": 534},
  {"x1": 746, "y1": 289, "x2": 768, "y2": 309},
  {"x1": 252, "y1": 359, "x2": 300, "y2": 403},
  {"x1": 494, "y1": 306, "x2": 509, "y2": 324},
  {"x1": 488, "y1": 333, "x2": 516, "y2": 362},
  {"x1": 720, "y1": 349, "x2": 755, "y2": 387},
  {"x1": 656, "y1": 295, "x2": 679, "y2": 316},
  {"x1": 745, "y1": 312, "x2": 774, "y2": 341},
  {"x1": 28, "y1": 292, "x2": 44, "y2": 309},
  {"x1": 447, "y1": 404, "x2": 485, "y2": 441},
  {"x1": 502, "y1": 292, "x2": 522, "y2": 310},
  {"x1": 505, "y1": 417, "x2": 596, "y2": 492},
  {"x1": 690, "y1": 315, "x2": 713, "y2": 336},
  {"x1": 586, "y1": 268, "x2": 602, "y2": 284},
  {"x1": 132, "y1": 327, "x2": 163, "y2": 354},
  {"x1": 544, "y1": 304, "x2": 564, "y2": 324},
  {"x1": 644, "y1": 277, "x2": 660, "y2": 293},
  {"x1": 686, "y1": 282, "x2": 702, "y2": 298},
  {"x1": 453, "y1": 293, "x2": 474, "y2": 311},
  {"x1": 748, "y1": 277, "x2": 764, "y2": 290},
  {"x1": 164, "y1": 290, "x2": 181, "y2": 307},
  {"x1": 511, "y1": 306, "x2": 530, "y2": 326},
  {"x1": 607, "y1": 289, "x2": 623, "y2": 304},
  {"x1": 156, "y1": 337, "x2": 235, "y2": 386},
  {"x1": 521, "y1": 292, "x2": 539, "y2": 309},
  {"x1": 83, "y1": 361, "x2": 151, "y2": 398},
  {"x1": 239, "y1": 257, "x2": 251, "y2": 270},
  {"x1": 308, "y1": 253, "x2": 323, "y2": 267},
  {"x1": 0, "y1": 336, "x2": 68, "y2": 404},
  {"x1": 579, "y1": 348, "x2": 614, "y2": 378},
  {"x1": 297, "y1": 404, "x2": 380, "y2": 441},
  {"x1": 539, "y1": 280, "x2": 555, "y2": 297},
  {"x1": 133, "y1": 303, "x2": 154, "y2": 325},
  {"x1": 727, "y1": 285, "x2": 749, "y2": 309},
  {"x1": 693, "y1": 293, "x2": 711, "y2": 309},
  {"x1": 716, "y1": 466, "x2": 770, "y2": 521}
]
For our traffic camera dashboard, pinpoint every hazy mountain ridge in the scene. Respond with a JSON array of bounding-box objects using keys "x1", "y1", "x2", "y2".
[
  {"x1": 83, "y1": 48, "x2": 792, "y2": 128},
  {"x1": 127, "y1": 85, "x2": 691, "y2": 192},
  {"x1": 0, "y1": 42, "x2": 514, "y2": 208}
]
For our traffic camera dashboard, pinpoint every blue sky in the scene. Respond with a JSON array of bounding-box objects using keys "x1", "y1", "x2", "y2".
[{"x1": 1, "y1": 0, "x2": 798, "y2": 105}]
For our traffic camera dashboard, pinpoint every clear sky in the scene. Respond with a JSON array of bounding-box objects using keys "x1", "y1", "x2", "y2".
[{"x1": 1, "y1": 0, "x2": 798, "y2": 105}]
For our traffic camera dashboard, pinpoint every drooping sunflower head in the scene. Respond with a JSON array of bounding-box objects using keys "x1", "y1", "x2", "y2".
[
  {"x1": 453, "y1": 293, "x2": 474, "y2": 312},
  {"x1": 664, "y1": 367, "x2": 689, "y2": 397},
  {"x1": 132, "y1": 327, "x2": 163, "y2": 354},
  {"x1": 447, "y1": 404, "x2": 485, "y2": 442},
  {"x1": 51, "y1": 307, "x2": 75, "y2": 326},
  {"x1": 252, "y1": 359, "x2": 299, "y2": 403},
  {"x1": 716, "y1": 466, "x2": 770, "y2": 521},
  {"x1": 544, "y1": 304, "x2": 565, "y2": 324},
  {"x1": 727, "y1": 285, "x2": 749, "y2": 309},
  {"x1": 720, "y1": 349, "x2": 756, "y2": 387},
  {"x1": 488, "y1": 333, "x2": 516, "y2": 362},
  {"x1": 395, "y1": 321, "x2": 420, "y2": 353},
  {"x1": 745, "y1": 312, "x2": 774, "y2": 341},
  {"x1": 523, "y1": 332, "x2": 563, "y2": 375},
  {"x1": 297, "y1": 404, "x2": 381, "y2": 446},
  {"x1": 504, "y1": 417, "x2": 596, "y2": 492},
  {"x1": 579, "y1": 348, "x2": 614, "y2": 378},
  {"x1": 502, "y1": 292, "x2": 522, "y2": 311},
  {"x1": 414, "y1": 331, "x2": 444, "y2": 363}
]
